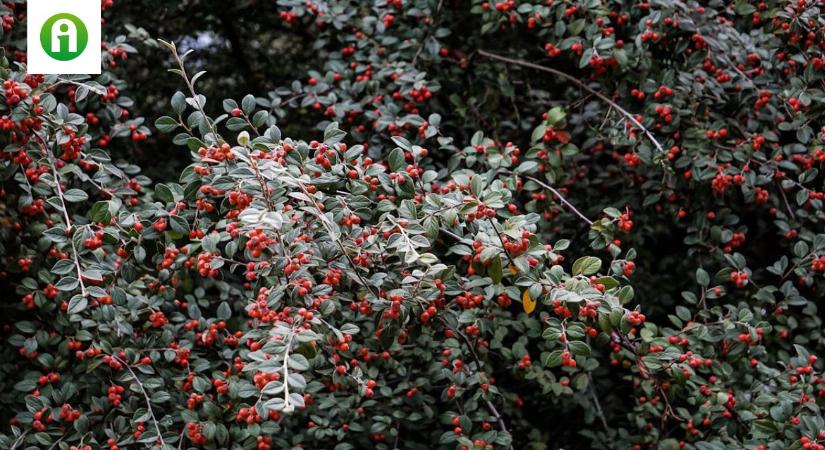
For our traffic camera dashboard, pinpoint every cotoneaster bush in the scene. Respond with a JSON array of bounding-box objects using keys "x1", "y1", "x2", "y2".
[{"x1": 1, "y1": 0, "x2": 825, "y2": 450}]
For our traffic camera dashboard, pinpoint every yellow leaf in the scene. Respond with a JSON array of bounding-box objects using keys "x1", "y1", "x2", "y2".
[
  {"x1": 509, "y1": 264, "x2": 519, "y2": 275},
  {"x1": 522, "y1": 290, "x2": 536, "y2": 314}
]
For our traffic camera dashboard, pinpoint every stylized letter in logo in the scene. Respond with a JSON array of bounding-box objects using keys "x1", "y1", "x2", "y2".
[
  {"x1": 51, "y1": 19, "x2": 77, "y2": 53},
  {"x1": 40, "y1": 13, "x2": 88, "y2": 61}
]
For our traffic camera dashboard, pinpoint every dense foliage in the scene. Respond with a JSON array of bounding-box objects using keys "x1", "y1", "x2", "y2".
[{"x1": 2, "y1": 0, "x2": 825, "y2": 449}]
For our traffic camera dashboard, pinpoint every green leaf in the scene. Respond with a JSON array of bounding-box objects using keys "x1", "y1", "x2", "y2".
[
  {"x1": 388, "y1": 147, "x2": 405, "y2": 172},
  {"x1": 545, "y1": 107, "x2": 566, "y2": 125},
  {"x1": 14, "y1": 378, "x2": 37, "y2": 392},
  {"x1": 67, "y1": 295, "x2": 87, "y2": 314},
  {"x1": 55, "y1": 277, "x2": 79, "y2": 291},
  {"x1": 90, "y1": 201, "x2": 112, "y2": 223},
  {"x1": 202, "y1": 232, "x2": 219, "y2": 252},
  {"x1": 734, "y1": 0, "x2": 757, "y2": 14},
  {"x1": 594, "y1": 276, "x2": 619, "y2": 290},
  {"x1": 73, "y1": 414, "x2": 89, "y2": 434},
  {"x1": 568, "y1": 340, "x2": 590, "y2": 356},
  {"x1": 696, "y1": 268, "x2": 710, "y2": 287},
  {"x1": 323, "y1": 121, "x2": 346, "y2": 144},
  {"x1": 391, "y1": 136, "x2": 412, "y2": 151},
  {"x1": 751, "y1": 419, "x2": 778, "y2": 438},
  {"x1": 288, "y1": 354, "x2": 310, "y2": 371},
  {"x1": 516, "y1": 160, "x2": 538, "y2": 174},
  {"x1": 675, "y1": 306, "x2": 691, "y2": 322},
  {"x1": 217, "y1": 302, "x2": 231, "y2": 320},
  {"x1": 226, "y1": 117, "x2": 247, "y2": 131},
  {"x1": 169, "y1": 215, "x2": 189, "y2": 234},
  {"x1": 241, "y1": 94, "x2": 256, "y2": 114},
  {"x1": 51, "y1": 259, "x2": 76, "y2": 275},
  {"x1": 154, "y1": 116, "x2": 179, "y2": 133},
  {"x1": 488, "y1": 256, "x2": 503, "y2": 284},
  {"x1": 171, "y1": 91, "x2": 187, "y2": 114},
  {"x1": 252, "y1": 110, "x2": 268, "y2": 128},
  {"x1": 154, "y1": 184, "x2": 174, "y2": 203},
  {"x1": 237, "y1": 382, "x2": 259, "y2": 398},
  {"x1": 222, "y1": 98, "x2": 239, "y2": 112},
  {"x1": 63, "y1": 189, "x2": 88, "y2": 203},
  {"x1": 543, "y1": 350, "x2": 563, "y2": 367},
  {"x1": 470, "y1": 175, "x2": 482, "y2": 197},
  {"x1": 572, "y1": 256, "x2": 601, "y2": 276},
  {"x1": 614, "y1": 49, "x2": 628, "y2": 66}
]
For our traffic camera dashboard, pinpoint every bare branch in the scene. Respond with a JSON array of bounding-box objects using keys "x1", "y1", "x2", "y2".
[
  {"x1": 524, "y1": 175, "x2": 593, "y2": 226},
  {"x1": 160, "y1": 39, "x2": 220, "y2": 143},
  {"x1": 112, "y1": 355, "x2": 167, "y2": 447},
  {"x1": 477, "y1": 50, "x2": 665, "y2": 155},
  {"x1": 34, "y1": 133, "x2": 87, "y2": 297}
]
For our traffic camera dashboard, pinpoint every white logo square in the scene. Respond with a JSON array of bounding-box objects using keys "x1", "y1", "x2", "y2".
[{"x1": 27, "y1": 0, "x2": 101, "y2": 74}]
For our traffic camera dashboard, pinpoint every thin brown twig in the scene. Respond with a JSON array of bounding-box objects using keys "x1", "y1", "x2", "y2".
[
  {"x1": 438, "y1": 317, "x2": 514, "y2": 449},
  {"x1": 477, "y1": 50, "x2": 665, "y2": 155},
  {"x1": 241, "y1": 111, "x2": 262, "y2": 136},
  {"x1": 112, "y1": 355, "x2": 167, "y2": 447},
  {"x1": 656, "y1": 384, "x2": 682, "y2": 423},
  {"x1": 160, "y1": 39, "x2": 220, "y2": 143},
  {"x1": 294, "y1": 181, "x2": 379, "y2": 299},
  {"x1": 34, "y1": 133, "x2": 87, "y2": 297},
  {"x1": 412, "y1": 0, "x2": 445, "y2": 66},
  {"x1": 9, "y1": 430, "x2": 30, "y2": 450},
  {"x1": 487, "y1": 217, "x2": 517, "y2": 268},
  {"x1": 586, "y1": 371, "x2": 609, "y2": 430},
  {"x1": 46, "y1": 434, "x2": 66, "y2": 450},
  {"x1": 584, "y1": 332, "x2": 609, "y2": 430},
  {"x1": 524, "y1": 175, "x2": 593, "y2": 226},
  {"x1": 777, "y1": 180, "x2": 796, "y2": 219}
]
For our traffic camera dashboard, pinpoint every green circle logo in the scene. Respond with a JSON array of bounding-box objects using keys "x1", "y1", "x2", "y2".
[{"x1": 40, "y1": 13, "x2": 88, "y2": 61}]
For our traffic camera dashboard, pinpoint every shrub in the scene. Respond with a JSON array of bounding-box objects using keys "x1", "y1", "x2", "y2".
[{"x1": 2, "y1": 1, "x2": 825, "y2": 450}]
